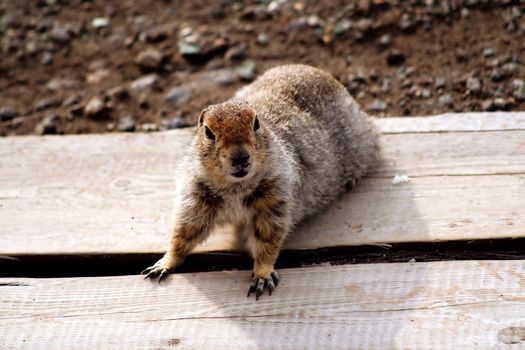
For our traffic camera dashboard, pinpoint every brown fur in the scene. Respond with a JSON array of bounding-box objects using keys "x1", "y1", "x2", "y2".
[{"x1": 143, "y1": 64, "x2": 379, "y2": 298}]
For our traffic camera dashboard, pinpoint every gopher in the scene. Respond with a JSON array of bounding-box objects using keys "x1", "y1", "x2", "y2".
[{"x1": 143, "y1": 64, "x2": 379, "y2": 299}]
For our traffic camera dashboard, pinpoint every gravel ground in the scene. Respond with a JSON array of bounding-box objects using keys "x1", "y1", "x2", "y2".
[{"x1": 1, "y1": 0, "x2": 524, "y2": 136}]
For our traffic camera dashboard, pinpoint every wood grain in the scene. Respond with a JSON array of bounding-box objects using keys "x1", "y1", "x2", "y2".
[
  {"x1": 1, "y1": 260, "x2": 524, "y2": 349},
  {"x1": 376, "y1": 112, "x2": 525, "y2": 133},
  {"x1": 1, "y1": 113, "x2": 524, "y2": 255}
]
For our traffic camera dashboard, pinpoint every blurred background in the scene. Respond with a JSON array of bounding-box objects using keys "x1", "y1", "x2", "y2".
[{"x1": 0, "y1": 0, "x2": 524, "y2": 136}]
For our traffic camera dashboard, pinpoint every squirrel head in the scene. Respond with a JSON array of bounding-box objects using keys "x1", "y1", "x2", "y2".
[{"x1": 197, "y1": 101, "x2": 268, "y2": 184}]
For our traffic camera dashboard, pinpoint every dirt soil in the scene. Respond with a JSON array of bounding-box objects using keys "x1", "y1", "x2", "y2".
[{"x1": 1, "y1": 0, "x2": 524, "y2": 136}]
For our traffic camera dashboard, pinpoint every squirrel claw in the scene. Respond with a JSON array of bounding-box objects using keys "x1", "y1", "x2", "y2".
[
  {"x1": 247, "y1": 271, "x2": 279, "y2": 300},
  {"x1": 141, "y1": 264, "x2": 171, "y2": 282}
]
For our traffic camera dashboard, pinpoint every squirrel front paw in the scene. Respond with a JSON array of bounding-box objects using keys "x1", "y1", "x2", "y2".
[
  {"x1": 247, "y1": 270, "x2": 279, "y2": 300},
  {"x1": 141, "y1": 256, "x2": 175, "y2": 283}
]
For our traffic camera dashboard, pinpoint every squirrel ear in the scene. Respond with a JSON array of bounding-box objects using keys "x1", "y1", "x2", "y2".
[{"x1": 198, "y1": 108, "x2": 207, "y2": 126}]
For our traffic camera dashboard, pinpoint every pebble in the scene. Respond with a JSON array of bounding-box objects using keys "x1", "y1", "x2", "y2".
[
  {"x1": 161, "y1": 116, "x2": 190, "y2": 130},
  {"x1": 130, "y1": 74, "x2": 158, "y2": 93},
  {"x1": 386, "y1": 49, "x2": 405, "y2": 66},
  {"x1": 481, "y1": 99, "x2": 495, "y2": 111},
  {"x1": 92, "y1": 17, "x2": 110, "y2": 29},
  {"x1": 512, "y1": 79, "x2": 524, "y2": 90},
  {"x1": 466, "y1": 77, "x2": 481, "y2": 93},
  {"x1": 438, "y1": 94, "x2": 453, "y2": 107},
  {"x1": 177, "y1": 40, "x2": 201, "y2": 56},
  {"x1": 256, "y1": 33, "x2": 269, "y2": 46},
  {"x1": 84, "y1": 96, "x2": 106, "y2": 118},
  {"x1": 0, "y1": 106, "x2": 17, "y2": 121},
  {"x1": 224, "y1": 45, "x2": 246, "y2": 61},
  {"x1": 334, "y1": 19, "x2": 352, "y2": 35},
  {"x1": 35, "y1": 115, "x2": 60, "y2": 135},
  {"x1": 46, "y1": 78, "x2": 80, "y2": 92},
  {"x1": 434, "y1": 77, "x2": 446, "y2": 89},
  {"x1": 366, "y1": 99, "x2": 387, "y2": 112},
  {"x1": 62, "y1": 95, "x2": 81, "y2": 107},
  {"x1": 135, "y1": 48, "x2": 163, "y2": 71},
  {"x1": 165, "y1": 84, "x2": 193, "y2": 106},
  {"x1": 117, "y1": 116, "x2": 136, "y2": 132},
  {"x1": 502, "y1": 62, "x2": 518, "y2": 75},
  {"x1": 491, "y1": 69, "x2": 506, "y2": 82},
  {"x1": 86, "y1": 69, "x2": 110, "y2": 85},
  {"x1": 107, "y1": 86, "x2": 130, "y2": 100},
  {"x1": 34, "y1": 98, "x2": 60, "y2": 112},
  {"x1": 514, "y1": 89, "x2": 525, "y2": 101},
  {"x1": 49, "y1": 27, "x2": 71, "y2": 43},
  {"x1": 482, "y1": 48, "x2": 495, "y2": 57},
  {"x1": 203, "y1": 69, "x2": 237, "y2": 86},
  {"x1": 237, "y1": 59, "x2": 256, "y2": 81},
  {"x1": 140, "y1": 123, "x2": 159, "y2": 132},
  {"x1": 41, "y1": 52, "x2": 53, "y2": 65},
  {"x1": 378, "y1": 34, "x2": 391, "y2": 47}
]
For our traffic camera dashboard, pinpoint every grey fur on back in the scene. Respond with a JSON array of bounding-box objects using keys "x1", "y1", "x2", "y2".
[{"x1": 234, "y1": 64, "x2": 379, "y2": 226}]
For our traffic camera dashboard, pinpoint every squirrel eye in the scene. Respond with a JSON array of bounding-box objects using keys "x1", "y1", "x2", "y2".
[
  {"x1": 205, "y1": 126, "x2": 215, "y2": 140},
  {"x1": 253, "y1": 116, "x2": 260, "y2": 132}
]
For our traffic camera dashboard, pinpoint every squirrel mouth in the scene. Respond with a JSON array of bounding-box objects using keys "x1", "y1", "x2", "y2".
[{"x1": 232, "y1": 169, "x2": 248, "y2": 178}]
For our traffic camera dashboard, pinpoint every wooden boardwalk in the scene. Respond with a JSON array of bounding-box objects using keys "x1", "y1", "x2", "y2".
[{"x1": 1, "y1": 112, "x2": 525, "y2": 349}]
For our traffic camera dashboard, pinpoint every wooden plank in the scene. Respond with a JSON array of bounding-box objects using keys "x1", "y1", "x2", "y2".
[
  {"x1": 1, "y1": 113, "x2": 525, "y2": 256},
  {"x1": 1, "y1": 260, "x2": 524, "y2": 349},
  {"x1": 1, "y1": 173, "x2": 524, "y2": 254},
  {"x1": 376, "y1": 130, "x2": 525, "y2": 177},
  {"x1": 377, "y1": 112, "x2": 525, "y2": 133}
]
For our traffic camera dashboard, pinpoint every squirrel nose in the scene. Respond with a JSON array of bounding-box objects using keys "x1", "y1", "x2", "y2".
[{"x1": 231, "y1": 152, "x2": 250, "y2": 168}]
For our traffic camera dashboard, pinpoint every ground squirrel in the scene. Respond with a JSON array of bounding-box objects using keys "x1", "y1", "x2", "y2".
[{"x1": 143, "y1": 64, "x2": 379, "y2": 299}]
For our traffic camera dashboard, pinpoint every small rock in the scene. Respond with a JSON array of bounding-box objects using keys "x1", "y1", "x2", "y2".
[
  {"x1": 130, "y1": 74, "x2": 158, "y2": 93},
  {"x1": 399, "y1": 13, "x2": 413, "y2": 32},
  {"x1": 466, "y1": 77, "x2": 481, "y2": 93},
  {"x1": 49, "y1": 27, "x2": 71, "y2": 43},
  {"x1": 135, "y1": 48, "x2": 163, "y2": 71},
  {"x1": 140, "y1": 123, "x2": 159, "y2": 132},
  {"x1": 41, "y1": 52, "x2": 53, "y2": 65},
  {"x1": 34, "y1": 98, "x2": 60, "y2": 112},
  {"x1": 224, "y1": 45, "x2": 246, "y2": 61},
  {"x1": 421, "y1": 89, "x2": 432, "y2": 98},
  {"x1": 386, "y1": 49, "x2": 405, "y2": 66},
  {"x1": 107, "y1": 86, "x2": 129, "y2": 100},
  {"x1": 46, "y1": 78, "x2": 80, "y2": 92},
  {"x1": 434, "y1": 77, "x2": 446, "y2": 89},
  {"x1": 491, "y1": 69, "x2": 506, "y2": 82},
  {"x1": 366, "y1": 99, "x2": 387, "y2": 112},
  {"x1": 512, "y1": 79, "x2": 525, "y2": 90},
  {"x1": 117, "y1": 116, "x2": 136, "y2": 132},
  {"x1": 161, "y1": 116, "x2": 190, "y2": 130},
  {"x1": 481, "y1": 99, "x2": 495, "y2": 111},
  {"x1": 482, "y1": 48, "x2": 495, "y2": 57},
  {"x1": 256, "y1": 33, "x2": 269, "y2": 46},
  {"x1": 35, "y1": 115, "x2": 60, "y2": 135},
  {"x1": 438, "y1": 94, "x2": 453, "y2": 107},
  {"x1": 62, "y1": 95, "x2": 81, "y2": 107},
  {"x1": 204, "y1": 69, "x2": 237, "y2": 86},
  {"x1": 165, "y1": 85, "x2": 193, "y2": 106},
  {"x1": 378, "y1": 34, "x2": 391, "y2": 47},
  {"x1": 513, "y1": 89, "x2": 525, "y2": 101},
  {"x1": 86, "y1": 69, "x2": 110, "y2": 85},
  {"x1": 502, "y1": 62, "x2": 518, "y2": 75},
  {"x1": 237, "y1": 60, "x2": 256, "y2": 81},
  {"x1": 0, "y1": 106, "x2": 17, "y2": 121},
  {"x1": 493, "y1": 97, "x2": 507, "y2": 109},
  {"x1": 334, "y1": 19, "x2": 352, "y2": 35},
  {"x1": 92, "y1": 17, "x2": 110, "y2": 29},
  {"x1": 177, "y1": 40, "x2": 201, "y2": 56},
  {"x1": 84, "y1": 96, "x2": 106, "y2": 118}
]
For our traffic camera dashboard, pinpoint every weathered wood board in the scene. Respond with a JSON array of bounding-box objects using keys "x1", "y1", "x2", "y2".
[
  {"x1": 1, "y1": 112, "x2": 524, "y2": 255},
  {"x1": 1, "y1": 260, "x2": 524, "y2": 349}
]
